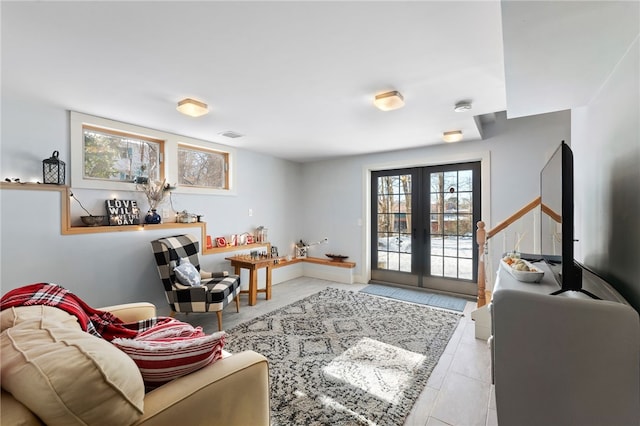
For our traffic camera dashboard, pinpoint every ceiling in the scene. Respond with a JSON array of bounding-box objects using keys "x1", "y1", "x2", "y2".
[
  {"x1": 2, "y1": 1, "x2": 637, "y2": 163},
  {"x1": 501, "y1": 1, "x2": 639, "y2": 119}
]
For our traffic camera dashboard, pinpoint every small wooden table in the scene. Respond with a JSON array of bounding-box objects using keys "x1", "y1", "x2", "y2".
[{"x1": 225, "y1": 255, "x2": 282, "y2": 306}]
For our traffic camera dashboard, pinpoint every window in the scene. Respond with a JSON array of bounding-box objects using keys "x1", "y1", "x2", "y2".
[
  {"x1": 70, "y1": 111, "x2": 236, "y2": 194},
  {"x1": 82, "y1": 125, "x2": 164, "y2": 184},
  {"x1": 178, "y1": 144, "x2": 228, "y2": 189}
]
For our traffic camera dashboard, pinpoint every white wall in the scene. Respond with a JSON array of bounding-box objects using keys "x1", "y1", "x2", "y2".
[
  {"x1": 1, "y1": 93, "x2": 570, "y2": 305},
  {"x1": 572, "y1": 35, "x2": 640, "y2": 310},
  {"x1": 0, "y1": 97, "x2": 303, "y2": 309},
  {"x1": 301, "y1": 110, "x2": 570, "y2": 284}
]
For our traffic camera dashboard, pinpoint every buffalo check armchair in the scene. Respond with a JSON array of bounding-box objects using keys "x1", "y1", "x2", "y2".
[{"x1": 151, "y1": 234, "x2": 241, "y2": 331}]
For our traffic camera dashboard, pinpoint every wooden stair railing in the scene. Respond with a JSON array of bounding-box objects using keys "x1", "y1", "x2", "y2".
[{"x1": 476, "y1": 196, "x2": 541, "y2": 307}]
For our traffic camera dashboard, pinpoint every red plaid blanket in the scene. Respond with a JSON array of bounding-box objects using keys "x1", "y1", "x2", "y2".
[{"x1": 0, "y1": 283, "x2": 170, "y2": 341}]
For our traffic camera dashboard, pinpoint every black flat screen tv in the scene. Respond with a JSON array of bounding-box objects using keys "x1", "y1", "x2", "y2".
[{"x1": 540, "y1": 141, "x2": 596, "y2": 298}]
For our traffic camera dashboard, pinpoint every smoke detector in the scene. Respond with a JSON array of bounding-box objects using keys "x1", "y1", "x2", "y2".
[{"x1": 454, "y1": 101, "x2": 472, "y2": 112}]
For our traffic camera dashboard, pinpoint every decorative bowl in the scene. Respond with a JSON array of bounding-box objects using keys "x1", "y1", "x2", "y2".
[
  {"x1": 501, "y1": 258, "x2": 544, "y2": 283},
  {"x1": 326, "y1": 254, "x2": 349, "y2": 262},
  {"x1": 80, "y1": 215, "x2": 106, "y2": 226}
]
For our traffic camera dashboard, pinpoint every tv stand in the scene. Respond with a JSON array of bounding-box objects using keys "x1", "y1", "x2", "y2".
[
  {"x1": 549, "y1": 287, "x2": 600, "y2": 299},
  {"x1": 491, "y1": 261, "x2": 640, "y2": 425}
]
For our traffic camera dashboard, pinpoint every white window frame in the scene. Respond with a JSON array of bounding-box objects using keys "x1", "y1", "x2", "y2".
[
  {"x1": 177, "y1": 143, "x2": 230, "y2": 190},
  {"x1": 70, "y1": 111, "x2": 236, "y2": 195}
]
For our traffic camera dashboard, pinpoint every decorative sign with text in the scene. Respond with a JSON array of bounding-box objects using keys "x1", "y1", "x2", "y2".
[{"x1": 105, "y1": 199, "x2": 140, "y2": 226}]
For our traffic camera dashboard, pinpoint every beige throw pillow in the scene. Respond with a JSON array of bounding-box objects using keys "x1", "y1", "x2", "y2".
[
  {"x1": 0, "y1": 305, "x2": 81, "y2": 332},
  {"x1": 1, "y1": 316, "x2": 145, "y2": 426}
]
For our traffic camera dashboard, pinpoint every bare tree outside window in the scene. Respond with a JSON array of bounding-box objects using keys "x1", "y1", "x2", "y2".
[
  {"x1": 177, "y1": 144, "x2": 229, "y2": 189},
  {"x1": 82, "y1": 125, "x2": 163, "y2": 183}
]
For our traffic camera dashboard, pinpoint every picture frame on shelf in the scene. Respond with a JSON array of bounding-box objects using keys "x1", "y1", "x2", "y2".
[
  {"x1": 295, "y1": 246, "x2": 308, "y2": 258},
  {"x1": 105, "y1": 199, "x2": 140, "y2": 226}
]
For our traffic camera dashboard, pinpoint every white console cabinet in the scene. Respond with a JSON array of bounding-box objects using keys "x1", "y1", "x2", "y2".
[{"x1": 491, "y1": 262, "x2": 640, "y2": 426}]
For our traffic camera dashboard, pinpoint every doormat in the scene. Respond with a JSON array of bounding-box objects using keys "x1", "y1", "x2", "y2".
[{"x1": 360, "y1": 284, "x2": 467, "y2": 312}]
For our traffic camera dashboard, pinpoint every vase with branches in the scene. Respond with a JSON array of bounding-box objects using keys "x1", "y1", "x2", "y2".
[
  {"x1": 136, "y1": 179, "x2": 175, "y2": 224},
  {"x1": 137, "y1": 179, "x2": 173, "y2": 211}
]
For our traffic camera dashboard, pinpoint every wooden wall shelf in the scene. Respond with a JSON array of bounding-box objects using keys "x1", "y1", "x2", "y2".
[
  {"x1": 272, "y1": 256, "x2": 356, "y2": 269},
  {"x1": 300, "y1": 256, "x2": 356, "y2": 268},
  {"x1": 61, "y1": 222, "x2": 204, "y2": 235},
  {"x1": 0, "y1": 182, "x2": 67, "y2": 192},
  {"x1": 203, "y1": 242, "x2": 270, "y2": 255},
  {"x1": 1, "y1": 182, "x2": 245, "y2": 256}
]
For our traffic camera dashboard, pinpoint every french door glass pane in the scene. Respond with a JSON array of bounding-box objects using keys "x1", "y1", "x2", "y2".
[
  {"x1": 430, "y1": 194, "x2": 442, "y2": 213},
  {"x1": 459, "y1": 192, "x2": 472, "y2": 210},
  {"x1": 459, "y1": 212, "x2": 472, "y2": 236},
  {"x1": 377, "y1": 251, "x2": 388, "y2": 269},
  {"x1": 444, "y1": 257, "x2": 457, "y2": 278},
  {"x1": 431, "y1": 236, "x2": 443, "y2": 256},
  {"x1": 376, "y1": 173, "x2": 413, "y2": 272},
  {"x1": 378, "y1": 236, "x2": 389, "y2": 250},
  {"x1": 399, "y1": 253, "x2": 411, "y2": 272},
  {"x1": 444, "y1": 171, "x2": 457, "y2": 190},
  {"x1": 443, "y1": 236, "x2": 457, "y2": 256},
  {"x1": 399, "y1": 234, "x2": 412, "y2": 253},
  {"x1": 459, "y1": 258, "x2": 473, "y2": 280},
  {"x1": 388, "y1": 252, "x2": 400, "y2": 270},
  {"x1": 459, "y1": 169, "x2": 473, "y2": 191},
  {"x1": 430, "y1": 172, "x2": 442, "y2": 189},
  {"x1": 391, "y1": 194, "x2": 401, "y2": 212},
  {"x1": 377, "y1": 214, "x2": 390, "y2": 232},
  {"x1": 431, "y1": 255, "x2": 443, "y2": 275},
  {"x1": 458, "y1": 236, "x2": 472, "y2": 258}
]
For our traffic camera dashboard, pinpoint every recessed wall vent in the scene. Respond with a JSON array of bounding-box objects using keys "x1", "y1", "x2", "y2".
[{"x1": 220, "y1": 131, "x2": 244, "y2": 139}]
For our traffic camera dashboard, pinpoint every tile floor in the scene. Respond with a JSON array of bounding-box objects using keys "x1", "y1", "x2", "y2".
[{"x1": 181, "y1": 277, "x2": 496, "y2": 426}]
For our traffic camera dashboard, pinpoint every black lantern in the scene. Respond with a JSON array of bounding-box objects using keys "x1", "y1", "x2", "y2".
[{"x1": 42, "y1": 150, "x2": 65, "y2": 185}]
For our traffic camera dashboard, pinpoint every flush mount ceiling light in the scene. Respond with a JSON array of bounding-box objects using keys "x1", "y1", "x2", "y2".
[
  {"x1": 454, "y1": 101, "x2": 472, "y2": 112},
  {"x1": 443, "y1": 130, "x2": 463, "y2": 143},
  {"x1": 177, "y1": 98, "x2": 209, "y2": 117},
  {"x1": 374, "y1": 91, "x2": 405, "y2": 111}
]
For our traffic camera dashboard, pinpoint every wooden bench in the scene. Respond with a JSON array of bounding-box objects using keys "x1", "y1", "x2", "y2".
[{"x1": 272, "y1": 256, "x2": 356, "y2": 284}]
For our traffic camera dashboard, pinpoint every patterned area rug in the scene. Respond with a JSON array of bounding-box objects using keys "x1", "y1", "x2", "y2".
[
  {"x1": 224, "y1": 287, "x2": 462, "y2": 425},
  {"x1": 360, "y1": 285, "x2": 467, "y2": 312}
]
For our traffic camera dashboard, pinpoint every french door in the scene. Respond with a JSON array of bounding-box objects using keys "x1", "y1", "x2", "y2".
[{"x1": 371, "y1": 162, "x2": 481, "y2": 296}]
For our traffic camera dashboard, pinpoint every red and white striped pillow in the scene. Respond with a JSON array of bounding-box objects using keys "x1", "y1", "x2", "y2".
[{"x1": 112, "y1": 318, "x2": 225, "y2": 390}]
